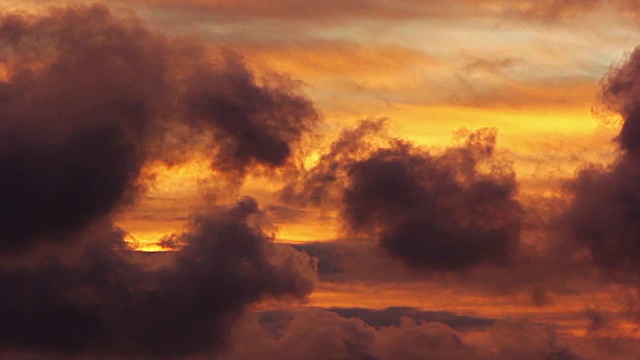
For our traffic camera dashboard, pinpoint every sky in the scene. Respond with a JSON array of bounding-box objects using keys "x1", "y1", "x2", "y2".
[{"x1": 2, "y1": 1, "x2": 640, "y2": 359}]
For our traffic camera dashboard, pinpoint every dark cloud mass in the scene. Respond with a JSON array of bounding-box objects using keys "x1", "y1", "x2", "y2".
[
  {"x1": 343, "y1": 130, "x2": 522, "y2": 270},
  {"x1": 0, "y1": 198, "x2": 315, "y2": 358},
  {"x1": 329, "y1": 306, "x2": 495, "y2": 330},
  {"x1": 220, "y1": 308, "x2": 592, "y2": 360},
  {"x1": 287, "y1": 121, "x2": 522, "y2": 271},
  {"x1": 0, "y1": 4, "x2": 317, "y2": 358},
  {"x1": 0, "y1": 4, "x2": 317, "y2": 252},
  {"x1": 182, "y1": 51, "x2": 319, "y2": 173},
  {"x1": 565, "y1": 46, "x2": 640, "y2": 276},
  {"x1": 0, "y1": 5, "x2": 168, "y2": 251}
]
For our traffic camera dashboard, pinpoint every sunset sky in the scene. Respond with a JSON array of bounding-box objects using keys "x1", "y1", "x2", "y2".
[{"x1": 2, "y1": 1, "x2": 640, "y2": 359}]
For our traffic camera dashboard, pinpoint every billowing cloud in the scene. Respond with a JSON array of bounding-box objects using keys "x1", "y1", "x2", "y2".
[
  {"x1": 219, "y1": 308, "x2": 610, "y2": 360},
  {"x1": 343, "y1": 130, "x2": 521, "y2": 270},
  {"x1": 0, "y1": 4, "x2": 317, "y2": 252},
  {"x1": 0, "y1": 4, "x2": 318, "y2": 358},
  {"x1": 181, "y1": 50, "x2": 318, "y2": 174},
  {"x1": 0, "y1": 198, "x2": 315, "y2": 358},
  {"x1": 285, "y1": 121, "x2": 522, "y2": 271},
  {"x1": 282, "y1": 119, "x2": 390, "y2": 207},
  {"x1": 564, "y1": 45, "x2": 640, "y2": 276}
]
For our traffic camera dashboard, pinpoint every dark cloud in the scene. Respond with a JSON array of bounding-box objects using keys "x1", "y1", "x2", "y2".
[
  {"x1": 0, "y1": 198, "x2": 316, "y2": 358},
  {"x1": 329, "y1": 306, "x2": 495, "y2": 330},
  {"x1": 292, "y1": 232, "x2": 609, "y2": 311},
  {"x1": 584, "y1": 308, "x2": 610, "y2": 333},
  {"x1": 291, "y1": 241, "x2": 345, "y2": 275},
  {"x1": 0, "y1": 4, "x2": 318, "y2": 358},
  {"x1": 284, "y1": 124, "x2": 613, "y2": 305},
  {"x1": 287, "y1": 121, "x2": 522, "y2": 271},
  {"x1": 343, "y1": 131, "x2": 522, "y2": 271},
  {"x1": 0, "y1": 5, "x2": 168, "y2": 252},
  {"x1": 120, "y1": 0, "x2": 639, "y2": 25},
  {"x1": 564, "y1": 46, "x2": 640, "y2": 276},
  {"x1": 0, "y1": 4, "x2": 317, "y2": 252},
  {"x1": 221, "y1": 308, "x2": 594, "y2": 360},
  {"x1": 281, "y1": 118, "x2": 389, "y2": 207},
  {"x1": 181, "y1": 50, "x2": 319, "y2": 175}
]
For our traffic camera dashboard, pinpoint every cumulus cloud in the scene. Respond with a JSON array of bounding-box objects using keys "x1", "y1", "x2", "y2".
[
  {"x1": 0, "y1": 4, "x2": 318, "y2": 358},
  {"x1": 0, "y1": 4, "x2": 317, "y2": 252},
  {"x1": 343, "y1": 130, "x2": 521, "y2": 271},
  {"x1": 220, "y1": 308, "x2": 605, "y2": 360},
  {"x1": 282, "y1": 118, "x2": 389, "y2": 207},
  {"x1": 0, "y1": 5, "x2": 168, "y2": 252},
  {"x1": 564, "y1": 45, "x2": 640, "y2": 277},
  {"x1": 180, "y1": 50, "x2": 319, "y2": 175},
  {"x1": 285, "y1": 120, "x2": 522, "y2": 271},
  {"x1": 0, "y1": 198, "x2": 315, "y2": 358}
]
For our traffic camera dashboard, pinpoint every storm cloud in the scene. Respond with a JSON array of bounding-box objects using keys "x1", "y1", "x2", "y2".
[
  {"x1": 0, "y1": 5, "x2": 168, "y2": 251},
  {"x1": 285, "y1": 121, "x2": 522, "y2": 271},
  {"x1": 0, "y1": 4, "x2": 317, "y2": 252},
  {"x1": 0, "y1": 4, "x2": 317, "y2": 358},
  {"x1": 181, "y1": 50, "x2": 319, "y2": 174},
  {"x1": 220, "y1": 308, "x2": 595, "y2": 360},
  {"x1": 564, "y1": 45, "x2": 640, "y2": 276},
  {"x1": 0, "y1": 198, "x2": 315, "y2": 358},
  {"x1": 343, "y1": 130, "x2": 521, "y2": 270}
]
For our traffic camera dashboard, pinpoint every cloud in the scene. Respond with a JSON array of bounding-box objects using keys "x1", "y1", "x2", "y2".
[
  {"x1": 343, "y1": 129, "x2": 521, "y2": 271},
  {"x1": 0, "y1": 4, "x2": 318, "y2": 358},
  {"x1": 282, "y1": 118, "x2": 390, "y2": 207},
  {"x1": 282, "y1": 121, "x2": 618, "y2": 308},
  {"x1": 564, "y1": 45, "x2": 640, "y2": 277},
  {"x1": 220, "y1": 308, "x2": 600, "y2": 360},
  {"x1": 180, "y1": 49, "x2": 319, "y2": 174},
  {"x1": 285, "y1": 121, "x2": 522, "y2": 271},
  {"x1": 0, "y1": 198, "x2": 316, "y2": 358},
  {"x1": 0, "y1": 4, "x2": 317, "y2": 252},
  {"x1": 329, "y1": 306, "x2": 495, "y2": 330},
  {"x1": 281, "y1": 120, "x2": 620, "y2": 306}
]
